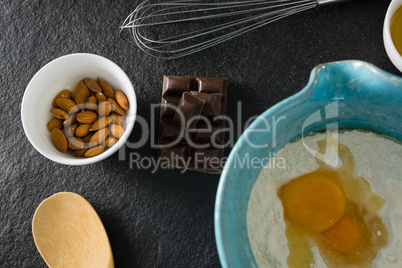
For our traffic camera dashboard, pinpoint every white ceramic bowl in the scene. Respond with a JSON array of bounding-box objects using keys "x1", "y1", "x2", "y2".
[
  {"x1": 21, "y1": 53, "x2": 137, "y2": 165},
  {"x1": 384, "y1": 0, "x2": 402, "y2": 72}
]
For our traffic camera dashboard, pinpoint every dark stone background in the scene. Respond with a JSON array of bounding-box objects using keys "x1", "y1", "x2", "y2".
[{"x1": 0, "y1": 0, "x2": 399, "y2": 267}]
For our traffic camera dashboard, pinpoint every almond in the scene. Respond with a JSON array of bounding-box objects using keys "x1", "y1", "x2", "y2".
[
  {"x1": 95, "y1": 92, "x2": 107, "y2": 102},
  {"x1": 73, "y1": 84, "x2": 89, "y2": 105},
  {"x1": 98, "y1": 78, "x2": 115, "y2": 99},
  {"x1": 51, "y1": 128, "x2": 68, "y2": 152},
  {"x1": 56, "y1": 98, "x2": 78, "y2": 114},
  {"x1": 82, "y1": 133, "x2": 93, "y2": 143},
  {"x1": 52, "y1": 89, "x2": 72, "y2": 107},
  {"x1": 110, "y1": 124, "x2": 125, "y2": 139},
  {"x1": 110, "y1": 112, "x2": 124, "y2": 126},
  {"x1": 48, "y1": 77, "x2": 128, "y2": 158},
  {"x1": 75, "y1": 123, "x2": 91, "y2": 137},
  {"x1": 72, "y1": 148, "x2": 89, "y2": 157},
  {"x1": 85, "y1": 78, "x2": 101, "y2": 93},
  {"x1": 50, "y1": 108, "x2": 68, "y2": 119},
  {"x1": 72, "y1": 79, "x2": 85, "y2": 97},
  {"x1": 97, "y1": 101, "x2": 112, "y2": 117},
  {"x1": 76, "y1": 111, "x2": 98, "y2": 124},
  {"x1": 67, "y1": 137, "x2": 84, "y2": 150},
  {"x1": 85, "y1": 146, "x2": 105, "y2": 157},
  {"x1": 108, "y1": 98, "x2": 126, "y2": 116},
  {"x1": 104, "y1": 137, "x2": 118, "y2": 147},
  {"x1": 90, "y1": 116, "x2": 112, "y2": 131},
  {"x1": 47, "y1": 118, "x2": 63, "y2": 131},
  {"x1": 86, "y1": 96, "x2": 97, "y2": 111},
  {"x1": 65, "y1": 123, "x2": 78, "y2": 137},
  {"x1": 115, "y1": 90, "x2": 129, "y2": 110},
  {"x1": 89, "y1": 127, "x2": 109, "y2": 147},
  {"x1": 63, "y1": 113, "x2": 78, "y2": 127}
]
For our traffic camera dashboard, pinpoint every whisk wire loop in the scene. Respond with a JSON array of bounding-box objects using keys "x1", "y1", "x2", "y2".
[
  {"x1": 120, "y1": 0, "x2": 319, "y2": 59},
  {"x1": 130, "y1": 0, "x2": 312, "y2": 26}
]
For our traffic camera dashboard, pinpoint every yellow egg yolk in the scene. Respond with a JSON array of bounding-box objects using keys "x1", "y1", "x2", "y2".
[
  {"x1": 280, "y1": 172, "x2": 346, "y2": 233},
  {"x1": 278, "y1": 136, "x2": 388, "y2": 267},
  {"x1": 323, "y1": 213, "x2": 365, "y2": 254}
]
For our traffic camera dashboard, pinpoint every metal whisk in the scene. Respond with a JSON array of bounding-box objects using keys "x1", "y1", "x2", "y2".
[{"x1": 120, "y1": 0, "x2": 348, "y2": 60}]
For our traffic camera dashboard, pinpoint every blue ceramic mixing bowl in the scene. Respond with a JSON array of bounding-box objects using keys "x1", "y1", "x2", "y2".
[{"x1": 215, "y1": 60, "x2": 402, "y2": 268}]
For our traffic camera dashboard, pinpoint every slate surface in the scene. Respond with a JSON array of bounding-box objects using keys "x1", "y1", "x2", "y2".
[{"x1": 0, "y1": 0, "x2": 400, "y2": 267}]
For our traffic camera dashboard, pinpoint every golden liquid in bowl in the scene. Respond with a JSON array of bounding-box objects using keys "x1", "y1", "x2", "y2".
[{"x1": 391, "y1": 5, "x2": 402, "y2": 56}]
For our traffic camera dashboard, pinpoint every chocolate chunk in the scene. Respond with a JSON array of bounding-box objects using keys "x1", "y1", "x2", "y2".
[
  {"x1": 157, "y1": 75, "x2": 228, "y2": 174},
  {"x1": 197, "y1": 78, "x2": 227, "y2": 98},
  {"x1": 173, "y1": 92, "x2": 205, "y2": 128},
  {"x1": 161, "y1": 97, "x2": 180, "y2": 118},
  {"x1": 163, "y1": 76, "x2": 195, "y2": 96},
  {"x1": 159, "y1": 120, "x2": 183, "y2": 141},
  {"x1": 189, "y1": 91, "x2": 222, "y2": 115},
  {"x1": 193, "y1": 122, "x2": 225, "y2": 145}
]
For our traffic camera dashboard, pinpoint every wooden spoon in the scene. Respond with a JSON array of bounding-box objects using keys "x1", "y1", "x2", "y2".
[{"x1": 32, "y1": 192, "x2": 114, "y2": 268}]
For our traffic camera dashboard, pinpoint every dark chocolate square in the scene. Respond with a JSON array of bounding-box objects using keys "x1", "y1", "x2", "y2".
[
  {"x1": 159, "y1": 120, "x2": 183, "y2": 141},
  {"x1": 173, "y1": 92, "x2": 205, "y2": 128},
  {"x1": 189, "y1": 91, "x2": 222, "y2": 116},
  {"x1": 163, "y1": 76, "x2": 195, "y2": 97},
  {"x1": 158, "y1": 75, "x2": 228, "y2": 174}
]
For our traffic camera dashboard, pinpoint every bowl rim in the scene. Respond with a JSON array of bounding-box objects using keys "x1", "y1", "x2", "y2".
[
  {"x1": 383, "y1": 0, "x2": 402, "y2": 72},
  {"x1": 21, "y1": 52, "x2": 137, "y2": 165},
  {"x1": 214, "y1": 60, "x2": 402, "y2": 268}
]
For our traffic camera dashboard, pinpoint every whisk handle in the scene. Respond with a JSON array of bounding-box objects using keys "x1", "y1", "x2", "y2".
[{"x1": 317, "y1": 0, "x2": 351, "y2": 6}]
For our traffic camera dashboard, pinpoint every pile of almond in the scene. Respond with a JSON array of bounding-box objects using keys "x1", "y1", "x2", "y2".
[{"x1": 47, "y1": 78, "x2": 129, "y2": 157}]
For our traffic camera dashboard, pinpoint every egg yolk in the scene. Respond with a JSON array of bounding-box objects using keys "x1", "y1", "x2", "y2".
[
  {"x1": 280, "y1": 172, "x2": 346, "y2": 233},
  {"x1": 323, "y1": 213, "x2": 365, "y2": 254},
  {"x1": 278, "y1": 137, "x2": 388, "y2": 267}
]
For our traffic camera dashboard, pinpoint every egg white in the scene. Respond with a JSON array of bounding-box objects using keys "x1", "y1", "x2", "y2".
[{"x1": 247, "y1": 130, "x2": 402, "y2": 268}]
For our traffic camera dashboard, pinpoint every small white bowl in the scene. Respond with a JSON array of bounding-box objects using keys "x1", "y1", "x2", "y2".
[
  {"x1": 384, "y1": 0, "x2": 402, "y2": 72},
  {"x1": 21, "y1": 53, "x2": 137, "y2": 165}
]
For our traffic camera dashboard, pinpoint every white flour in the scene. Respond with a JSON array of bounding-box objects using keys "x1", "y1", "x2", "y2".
[{"x1": 247, "y1": 130, "x2": 402, "y2": 268}]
